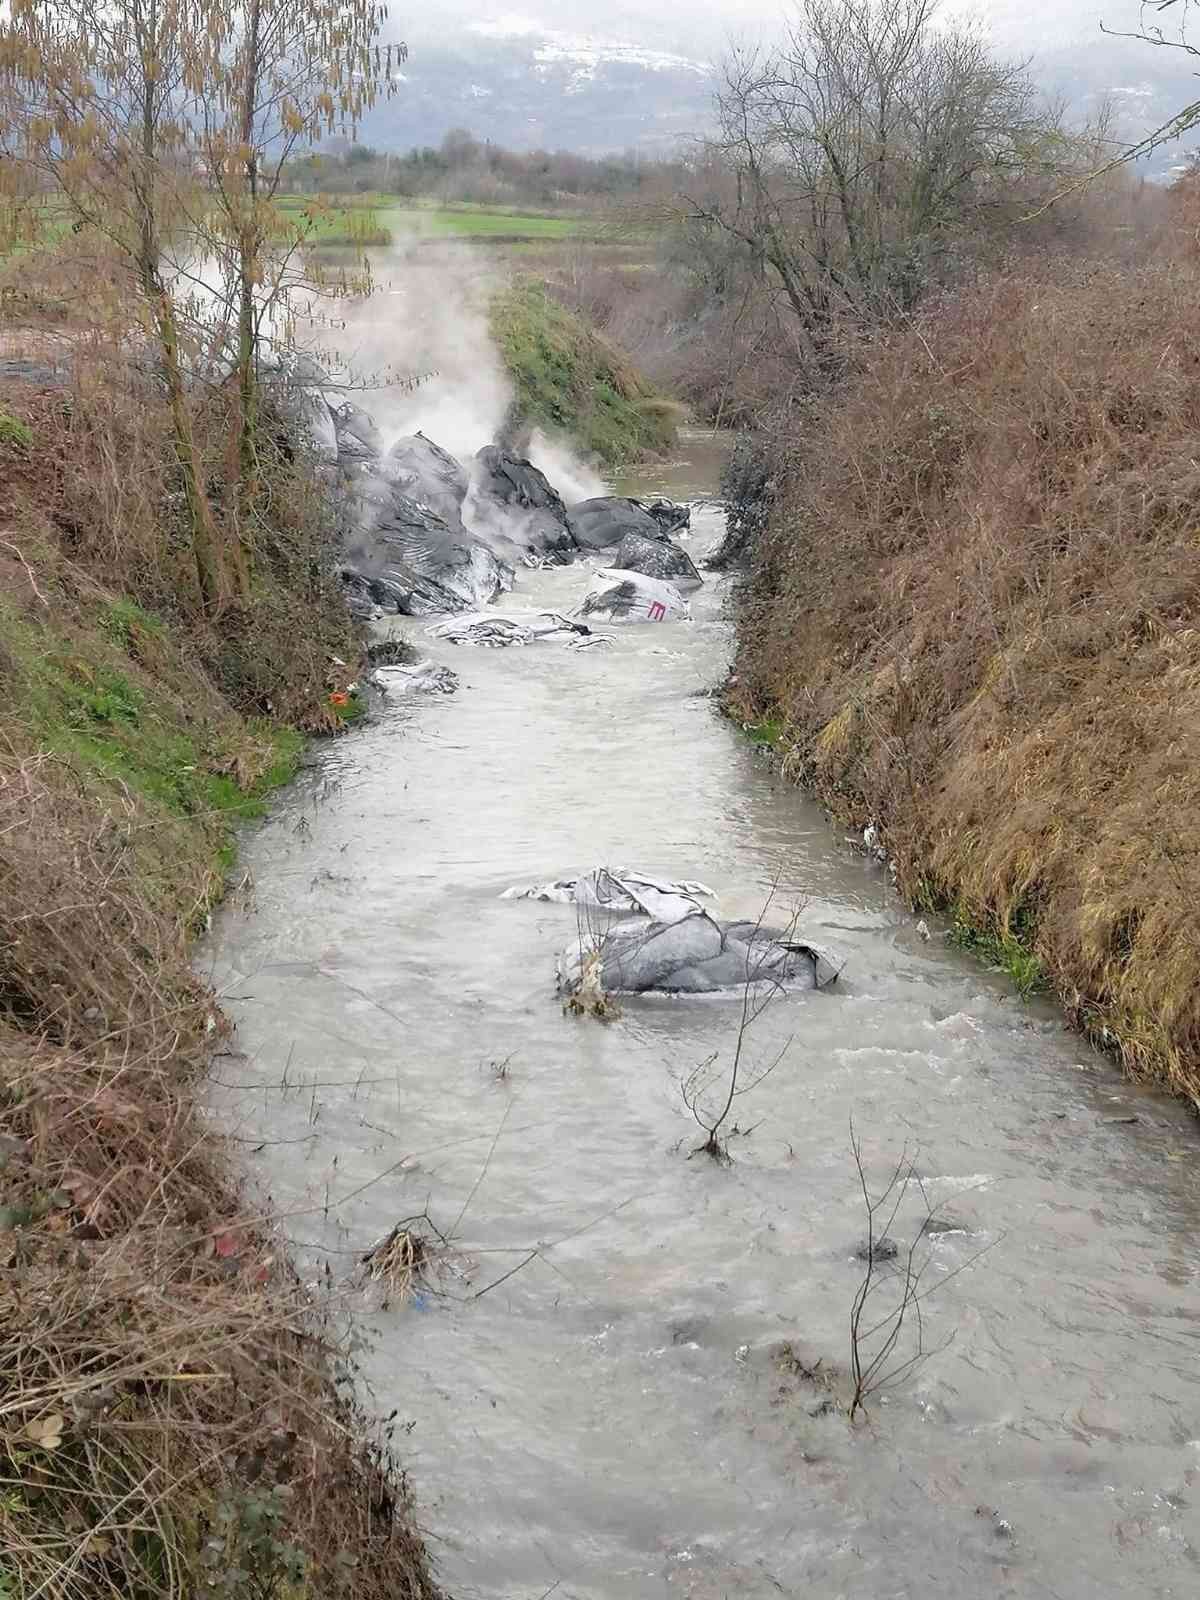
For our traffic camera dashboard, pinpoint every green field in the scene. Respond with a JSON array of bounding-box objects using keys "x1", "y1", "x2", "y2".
[
  {"x1": 0, "y1": 198, "x2": 72, "y2": 256},
  {"x1": 2, "y1": 194, "x2": 601, "y2": 260},
  {"x1": 397, "y1": 206, "x2": 584, "y2": 240},
  {"x1": 274, "y1": 194, "x2": 596, "y2": 247}
]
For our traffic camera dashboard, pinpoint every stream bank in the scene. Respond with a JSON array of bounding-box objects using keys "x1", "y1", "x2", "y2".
[
  {"x1": 207, "y1": 434, "x2": 1200, "y2": 1600},
  {"x1": 724, "y1": 260, "x2": 1200, "y2": 1103},
  {"x1": 0, "y1": 372, "x2": 441, "y2": 1600}
]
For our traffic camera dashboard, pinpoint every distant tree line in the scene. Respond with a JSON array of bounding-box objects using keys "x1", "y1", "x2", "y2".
[{"x1": 281, "y1": 128, "x2": 691, "y2": 208}]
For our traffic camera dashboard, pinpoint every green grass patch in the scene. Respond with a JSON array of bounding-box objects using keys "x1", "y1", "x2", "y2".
[
  {"x1": 100, "y1": 596, "x2": 164, "y2": 651},
  {"x1": 267, "y1": 196, "x2": 391, "y2": 247},
  {"x1": 743, "y1": 717, "x2": 785, "y2": 747},
  {"x1": 491, "y1": 277, "x2": 678, "y2": 466},
  {"x1": 2, "y1": 594, "x2": 306, "y2": 893},
  {"x1": 0, "y1": 413, "x2": 33, "y2": 449},
  {"x1": 949, "y1": 907, "x2": 1047, "y2": 1000}
]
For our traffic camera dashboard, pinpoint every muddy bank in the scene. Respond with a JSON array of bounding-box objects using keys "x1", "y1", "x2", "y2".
[
  {"x1": 726, "y1": 259, "x2": 1200, "y2": 1104},
  {"x1": 206, "y1": 436, "x2": 1200, "y2": 1600}
]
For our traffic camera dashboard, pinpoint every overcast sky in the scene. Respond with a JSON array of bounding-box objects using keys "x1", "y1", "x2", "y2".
[{"x1": 408, "y1": 1, "x2": 1169, "y2": 56}]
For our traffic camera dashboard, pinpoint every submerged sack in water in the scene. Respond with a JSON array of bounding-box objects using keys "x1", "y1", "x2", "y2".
[
  {"x1": 614, "y1": 530, "x2": 702, "y2": 590},
  {"x1": 372, "y1": 660, "x2": 460, "y2": 695},
  {"x1": 576, "y1": 569, "x2": 690, "y2": 624},
  {"x1": 502, "y1": 868, "x2": 715, "y2": 923},
  {"x1": 428, "y1": 611, "x2": 599, "y2": 648},
  {"x1": 556, "y1": 911, "x2": 843, "y2": 996}
]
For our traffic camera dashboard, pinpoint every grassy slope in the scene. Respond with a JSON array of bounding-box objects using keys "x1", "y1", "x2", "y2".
[
  {"x1": 1, "y1": 584, "x2": 303, "y2": 879},
  {"x1": 0, "y1": 390, "x2": 439, "y2": 1600},
  {"x1": 491, "y1": 276, "x2": 678, "y2": 465},
  {"x1": 728, "y1": 255, "x2": 1200, "y2": 1101}
]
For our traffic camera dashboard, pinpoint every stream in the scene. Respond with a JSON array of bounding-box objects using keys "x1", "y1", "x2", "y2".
[{"x1": 205, "y1": 434, "x2": 1200, "y2": 1599}]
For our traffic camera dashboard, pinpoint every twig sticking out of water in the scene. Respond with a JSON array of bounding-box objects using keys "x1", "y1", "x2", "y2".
[
  {"x1": 563, "y1": 893, "x2": 623, "y2": 1020},
  {"x1": 847, "y1": 1121, "x2": 999, "y2": 1420},
  {"x1": 681, "y1": 880, "x2": 800, "y2": 1163},
  {"x1": 563, "y1": 947, "x2": 621, "y2": 1020}
]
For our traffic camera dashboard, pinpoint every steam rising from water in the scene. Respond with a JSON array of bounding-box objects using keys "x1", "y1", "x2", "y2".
[
  {"x1": 309, "y1": 233, "x2": 607, "y2": 502},
  {"x1": 527, "y1": 428, "x2": 605, "y2": 503},
  {"x1": 319, "y1": 239, "x2": 511, "y2": 462}
]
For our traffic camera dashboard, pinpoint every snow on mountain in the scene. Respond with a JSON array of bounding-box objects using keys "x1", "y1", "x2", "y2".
[
  {"x1": 358, "y1": 18, "x2": 714, "y2": 154},
  {"x1": 357, "y1": 8, "x2": 1198, "y2": 172}
]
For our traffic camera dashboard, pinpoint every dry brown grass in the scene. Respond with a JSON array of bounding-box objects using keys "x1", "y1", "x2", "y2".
[
  {"x1": 730, "y1": 243, "x2": 1200, "y2": 1101},
  {"x1": 0, "y1": 740, "x2": 440, "y2": 1599},
  {"x1": 0, "y1": 358, "x2": 357, "y2": 731},
  {"x1": 0, "y1": 354, "x2": 440, "y2": 1595}
]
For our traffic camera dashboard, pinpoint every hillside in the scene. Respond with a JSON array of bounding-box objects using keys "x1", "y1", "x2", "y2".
[{"x1": 357, "y1": 19, "x2": 715, "y2": 154}]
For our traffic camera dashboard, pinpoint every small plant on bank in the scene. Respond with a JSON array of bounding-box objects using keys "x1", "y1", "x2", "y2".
[
  {"x1": 100, "y1": 597, "x2": 164, "y2": 653},
  {"x1": 742, "y1": 716, "x2": 784, "y2": 749},
  {"x1": 328, "y1": 687, "x2": 367, "y2": 724},
  {"x1": 201, "y1": 1484, "x2": 306, "y2": 1600},
  {"x1": 0, "y1": 412, "x2": 33, "y2": 450},
  {"x1": 949, "y1": 908, "x2": 1046, "y2": 1000}
]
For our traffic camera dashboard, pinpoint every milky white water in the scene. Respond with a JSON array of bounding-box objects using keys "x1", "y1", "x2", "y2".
[{"x1": 203, "y1": 434, "x2": 1200, "y2": 1599}]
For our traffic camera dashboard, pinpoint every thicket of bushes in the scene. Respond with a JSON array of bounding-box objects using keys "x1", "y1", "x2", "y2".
[
  {"x1": 0, "y1": 367, "x2": 441, "y2": 1599},
  {"x1": 727, "y1": 246, "x2": 1200, "y2": 1100}
]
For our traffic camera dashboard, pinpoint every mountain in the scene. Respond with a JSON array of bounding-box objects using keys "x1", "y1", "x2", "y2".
[
  {"x1": 1035, "y1": 36, "x2": 1200, "y2": 181},
  {"x1": 359, "y1": 18, "x2": 716, "y2": 155},
  {"x1": 360, "y1": 12, "x2": 1200, "y2": 175}
]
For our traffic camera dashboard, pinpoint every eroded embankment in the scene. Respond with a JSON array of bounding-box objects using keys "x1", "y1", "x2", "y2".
[
  {"x1": 0, "y1": 379, "x2": 441, "y2": 1599},
  {"x1": 727, "y1": 257, "x2": 1200, "y2": 1103}
]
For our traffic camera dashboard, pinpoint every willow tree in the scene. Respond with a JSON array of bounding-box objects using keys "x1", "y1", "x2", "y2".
[
  {"x1": 194, "y1": 0, "x2": 403, "y2": 532},
  {"x1": 0, "y1": 0, "x2": 232, "y2": 611}
]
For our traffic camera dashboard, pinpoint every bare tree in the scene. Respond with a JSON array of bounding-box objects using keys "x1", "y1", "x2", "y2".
[
  {"x1": 192, "y1": 0, "x2": 404, "y2": 538},
  {"x1": 675, "y1": 0, "x2": 1058, "y2": 365}
]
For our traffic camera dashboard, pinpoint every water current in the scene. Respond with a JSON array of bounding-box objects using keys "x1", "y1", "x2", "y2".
[{"x1": 204, "y1": 434, "x2": 1200, "y2": 1599}]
